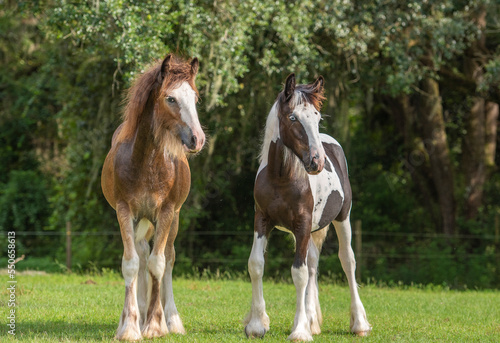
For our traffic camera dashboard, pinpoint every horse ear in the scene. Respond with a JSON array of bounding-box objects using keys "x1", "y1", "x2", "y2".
[
  {"x1": 190, "y1": 57, "x2": 199, "y2": 76},
  {"x1": 158, "y1": 54, "x2": 172, "y2": 83},
  {"x1": 312, "y1": 75, "x2": 324, "y2": 93},
  {"x1": 284, "y1": 73, "x2": 296, "y2": 101}
]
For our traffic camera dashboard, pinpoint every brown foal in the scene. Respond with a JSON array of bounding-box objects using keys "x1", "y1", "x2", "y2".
[{"x1": 101, "y1": 54, "x2": 205, "y2": 341}]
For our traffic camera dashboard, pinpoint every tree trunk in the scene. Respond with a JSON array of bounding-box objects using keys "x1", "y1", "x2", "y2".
[
  {"x1": 462, "y1": 5, "x2": 494, "y2": 219},
  {"x1": 462, "y1": 96, "x2": 486, "y2": 219},
  {"x1": 417, "y1": 78, "x2": 456, "y2": 235},
  {"x1": 382, "y1": 95, "x2": 441, "y2": 227},
  {"x1": 485, "y1": 101, "x2": 499, "y2": 168}
]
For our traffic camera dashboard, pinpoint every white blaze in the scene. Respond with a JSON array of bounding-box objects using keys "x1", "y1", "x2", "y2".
[{"x1": 169, "y1": 82, "x2": 203, "y2": 139}]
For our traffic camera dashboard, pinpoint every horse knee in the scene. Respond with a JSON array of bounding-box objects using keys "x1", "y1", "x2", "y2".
[
  {"x1": 248, "y1": 235, "x2": 267, "y2": 279},
  {"x1": 338, "y1": 246, "x2": 356, "y2": 272},
  {"x1": 291, "y1": 263, "x2": 309, "y2": 288},
  {"x1": 122, "y1": 254, "x2": 140, "y2": 284},
  {"x1": 248, "y1": 254, "x2": 265, "y2": 279},
  {"x1": 147, "y1": 254, "x2": 166, "y2": 280}
]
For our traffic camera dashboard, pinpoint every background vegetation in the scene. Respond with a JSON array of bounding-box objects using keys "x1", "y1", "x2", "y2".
[{"x1": 1, "y1": 0, "x2": 499, "y2": 289}]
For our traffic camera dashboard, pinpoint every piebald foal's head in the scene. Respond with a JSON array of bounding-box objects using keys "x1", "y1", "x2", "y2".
[
  {"x1": 155, "y1": 54, "x2": 205, "y2": 154},
  {"x1": 278, "y1": 73, "x2": 326, "y2": 175}
]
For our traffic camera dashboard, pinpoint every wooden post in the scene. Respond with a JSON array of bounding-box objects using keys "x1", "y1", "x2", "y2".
[
  {"x1": 66, "y1": 221, "x2": 71, "y2": 272},
  {"x1": 495, "y1": 211, "x2": 499, "y2": 244},
  {"x1": 354, "y1": 220, "x2": 362, "y2": 282}
]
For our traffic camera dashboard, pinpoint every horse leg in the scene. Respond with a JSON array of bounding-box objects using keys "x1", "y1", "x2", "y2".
[
  {"x1": 288, "y1": 226, "x2": 313, "y2": 342},
  {"x1": 333, "y1": 218, "x2": 371, "y2": 336},
  {"x1": 244, "y1": 211, "x2": 270, "y2": 338},
  {"x1": 136, "y1": 220, "x2": 153, "y2": 328},
  {"x1": 161, "y1": 211, "x2": 185, "y2": 334},
  {"x1": 141, "y1": 208, "x2": 173, "y2": 338},
  {"x1": 306, "y1": 227, "x2": 328, "y2": 335},
  {"x1": 115, "y1": 202, "x2": 142, "y2": 341}
]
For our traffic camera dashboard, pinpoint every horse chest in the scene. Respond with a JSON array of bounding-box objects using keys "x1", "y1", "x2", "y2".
[
  {"x1": 255, "y1": 159, "x2": 345, "y2": 232},
  {"x1": 116, "y1": 149, "x2": 190, "y2": 213},
  {"x1": 254, "y1": 167, "x2": 313, "y2": 229}
]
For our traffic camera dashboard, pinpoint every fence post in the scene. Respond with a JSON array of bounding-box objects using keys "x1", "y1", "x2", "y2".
[
  {"x1": 495, "y1": 211, "x2": 499, "y2": 244},
  {"x1": 354, "y1": 220, "x2": 362, "y2": 282},
  {"x1": 66, "y1": 221, "x2": 71, "y2": 272}
]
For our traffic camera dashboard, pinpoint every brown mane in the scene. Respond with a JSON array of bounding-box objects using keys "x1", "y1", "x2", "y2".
[
  {"x1": 278, "y1": 83, "x2": 326, "y2": 112},
  {"x1": 117, "y1": 55, "x2": 198, "y2": 142}
]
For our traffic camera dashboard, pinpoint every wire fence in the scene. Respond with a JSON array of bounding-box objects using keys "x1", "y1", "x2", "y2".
[
  {"x1": 4, "y1": 230, "x2": 498, "y2": 239},
  {"x1": 4, "y1": 223, "x2": 499, "y2": 288},
  {"x1": 3, "y1": 226, "x2": 499, "y2": 268}
]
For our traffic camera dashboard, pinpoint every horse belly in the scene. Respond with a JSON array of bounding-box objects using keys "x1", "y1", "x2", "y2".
[{"x1": 309, "y1": 163, "x2": 344, "y2": 231}]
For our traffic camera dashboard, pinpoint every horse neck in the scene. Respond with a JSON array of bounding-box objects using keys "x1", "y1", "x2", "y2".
[
  {"x1": 130, "y1": 93, "x2": 182, "y2": 166},
  {"x1": 266, "y1": 138, "x2": 308, "y2": 180},
  {"x1": 260, "y1": 106, "x2": 307, "y2": 180},
  {"x1": 128, "y1": 108, "x2": 156, "y2": 163}
]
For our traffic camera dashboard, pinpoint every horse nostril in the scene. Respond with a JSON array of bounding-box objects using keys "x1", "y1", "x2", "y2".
[
  {"x1": 313, "y1": 153, "x2": 320, "y2": 160},
  {"x1": 310, "y1": 161, "x2": 318, "y2": 170},
  {"x1": 191, "y1": 135, "x2": 197, "y2": 148}
]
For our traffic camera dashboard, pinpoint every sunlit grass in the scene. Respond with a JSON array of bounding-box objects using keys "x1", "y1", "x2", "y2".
[{"x1": 1, "y1": 272, "x2": 499, "y2": 342}]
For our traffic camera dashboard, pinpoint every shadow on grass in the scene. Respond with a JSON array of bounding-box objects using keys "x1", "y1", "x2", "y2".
[
  {"x1": 4, "y1": 321, "x2": 115, "y2": 341},
  {"x1": 3, "y1": 321, "x2": 356, "y2": 341},
  {"x1": 320, "y1": 328, "x2": 355, "y2": 336}
]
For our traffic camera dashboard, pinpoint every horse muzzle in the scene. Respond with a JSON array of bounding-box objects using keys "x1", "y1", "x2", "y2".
[
  {"x1": 304, "y1": 149, "x2": 325, "y2": 175},
  {"x1": 179, "y1": 125, "x2": 205, "y2": 153}
]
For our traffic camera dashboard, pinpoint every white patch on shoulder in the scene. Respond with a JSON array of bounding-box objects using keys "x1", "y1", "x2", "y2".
[
  {"x1": 321, "y1": 133, "x2": 348, "y2": 172},
  {"x1": 308, "y1": 153, "x2": 344, "y2": 231},
  {"x1": 319, "y1": 133, "x2": 340, "y2": 146}
]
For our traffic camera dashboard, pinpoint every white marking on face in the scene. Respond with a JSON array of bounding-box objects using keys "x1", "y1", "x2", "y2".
[
  {"x1": 169, "y1": 82, "x2": 204, "y2": 147},
  {"x1": 293, "y1": 102, "x2": 323, "y2": 153}
]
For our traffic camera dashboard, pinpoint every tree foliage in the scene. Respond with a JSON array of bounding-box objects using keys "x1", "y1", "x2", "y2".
[{"x1": 1, "y1": 0, "x2": 499, "y2": 287}]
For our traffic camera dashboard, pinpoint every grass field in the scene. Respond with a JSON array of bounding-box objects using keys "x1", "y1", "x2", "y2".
[{"x1": 1, "y1": 272, "x2": 499, "y2": 342}]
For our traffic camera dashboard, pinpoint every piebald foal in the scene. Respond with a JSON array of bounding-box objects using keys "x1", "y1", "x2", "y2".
[
  {"x1": 101, "y1": 54, "x2": 205, "y2": 341},
  {"x1": 244, "y1": 74, "x2": 371, "y2": 341}
]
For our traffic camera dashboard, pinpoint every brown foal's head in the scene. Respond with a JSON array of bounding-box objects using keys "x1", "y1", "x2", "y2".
[
  {"x1": 155, "y1": 54, "x2": 205, "y2": 154},
  {"x1": 278, "y1": 73, "x2": 326, "y2": 174}
]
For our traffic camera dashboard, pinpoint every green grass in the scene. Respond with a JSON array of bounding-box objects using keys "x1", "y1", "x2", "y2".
[{"x1": 1, "y1": 272, "x2": 499, "y2": 342}]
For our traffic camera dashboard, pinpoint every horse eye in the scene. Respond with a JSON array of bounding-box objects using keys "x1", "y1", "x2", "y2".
[
  {"x1": 166, "y1": 96, "x2": 176, "y2": 104},
  {"x1": 289, "y1": 115, "x2": 296, "y2": 122}
]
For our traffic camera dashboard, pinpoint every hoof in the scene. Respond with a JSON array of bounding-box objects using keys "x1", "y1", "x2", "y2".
[
  {"x1": 244, "y1": 312, "x2": 270, "y2": 339},
  {"x1": 309, "y1": 320, "x2": 321, "y2": 335},
  {"x1": 245, "y1": 324, "x2": 267, "y2": 339},
  {"x1": 166, "y1": 314, "x2": 186, "y2": 334},
  {"x1": 287, "y1": 330, "x2": 313, "y2": 341},
  {"x1": 354, "y1": 329, "x2": 372, "y2": 337},
  {"x1": 141, "y1": 320, "x2": 168, "y2": 339},
  {"x1": 350, "y1": 312, "x2": 372, "y2": 337},
  {"x1": 116, "y1": 325, "x2": 142, "y2": 341},
  {"x1": 308, "y1": 315, "x2": 321, "y2": 335}
]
